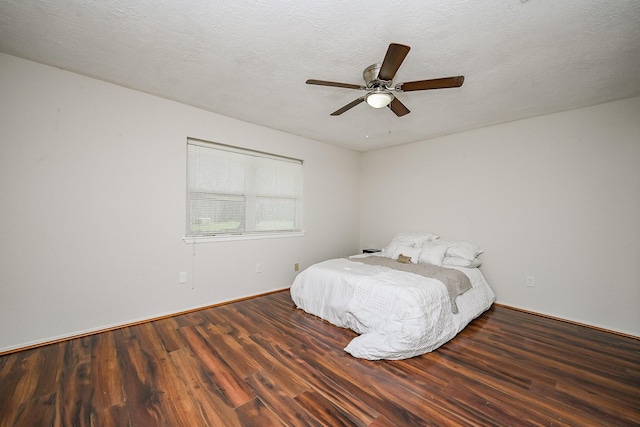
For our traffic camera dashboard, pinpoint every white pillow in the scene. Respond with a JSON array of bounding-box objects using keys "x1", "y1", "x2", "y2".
[
  {"x1": 418, "y1": 242, "x2": 448, "y2": 266},
  {"x1": 438, "y1": 240, "x2": 483, "y2": 261},
  {"x1": 383, "y1": 239, "x2": 414, "y2": 257},
  {"x1": 391, "y1": 244, "x2": 421, "y2": 263},
  {"x1": 442, "y1": 256, "x2": 482, "y2": 268},
  {"x1": 392, "y1": 232, "x2": 439, "y2": 246}
]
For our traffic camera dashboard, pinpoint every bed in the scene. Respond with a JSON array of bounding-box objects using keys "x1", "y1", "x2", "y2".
[{"x1": 290, "y1": 233, "x2": 496, "y2": 360}]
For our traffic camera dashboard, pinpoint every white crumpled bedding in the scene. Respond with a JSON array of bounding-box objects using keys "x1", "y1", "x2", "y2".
[{"x1": 289, "y1": 256, "x2": 496, "y2": 360}]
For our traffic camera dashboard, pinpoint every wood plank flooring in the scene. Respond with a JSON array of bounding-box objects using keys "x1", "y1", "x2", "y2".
[{"x1": 1, "y1": 290, "x2": 639, "y2": 426}]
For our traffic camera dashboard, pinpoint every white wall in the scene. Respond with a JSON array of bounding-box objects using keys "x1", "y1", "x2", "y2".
[
  {"x1": 361, "y1": 96, "x2": 640, "y2": 336},
  {"x1": 0, "y1": 53, "x2": 361, "y2": 352}
]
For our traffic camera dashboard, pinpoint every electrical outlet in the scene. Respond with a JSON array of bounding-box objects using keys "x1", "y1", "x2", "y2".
[
  {"x1": 294, "y1": 263, "x2": 299, "y2": 272},
  {"x1": 256, "y1": 263, "x2": 262, "y2": 273},
  {"x1": 526, "y1": 276, "x2": 535, "y2": 287}
]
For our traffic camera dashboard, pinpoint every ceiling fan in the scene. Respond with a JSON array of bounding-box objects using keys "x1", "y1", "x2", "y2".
[{"x1": 306, "y1": 43, "x2": 464, "y2": 117}]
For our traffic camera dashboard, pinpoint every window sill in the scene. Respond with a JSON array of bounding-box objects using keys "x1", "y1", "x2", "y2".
[{"x1": 183, "y1": 230, "x2": 306, "y2": 244}]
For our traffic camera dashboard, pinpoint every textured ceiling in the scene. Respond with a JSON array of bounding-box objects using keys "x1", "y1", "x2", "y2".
[{"x1": 1, "y1": 1, "x2": 639, "y2": 151}]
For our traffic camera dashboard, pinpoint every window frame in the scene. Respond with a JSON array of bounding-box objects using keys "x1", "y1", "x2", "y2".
[{"x1": 184, "y1": 138, "x2": 305, "y2": 243}]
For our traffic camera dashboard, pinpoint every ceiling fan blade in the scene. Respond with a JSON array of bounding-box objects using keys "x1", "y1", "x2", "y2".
[
  {"x1": 330, "y1": 97, "x2": 365, "y2": 116},
  {"x1": 388, "y1": 97, "x2": 410, "y2": 117},
  {"x1": 378, "y1": 43, "x2": 411, "y2": 81},
  {"x1": 306, "y1": 79, "x2": 365, "y2": 90},
  {"x1": 397, "y1": 76, "x2": 465, "y2": 92}
]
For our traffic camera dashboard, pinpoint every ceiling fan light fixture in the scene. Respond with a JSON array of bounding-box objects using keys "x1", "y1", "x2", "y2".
[{"x1": 365, "y1": 91, "x2": 394, "y2": 108}]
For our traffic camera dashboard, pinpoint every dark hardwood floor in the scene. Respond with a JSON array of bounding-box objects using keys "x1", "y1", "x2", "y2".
[{"x1": 1, "y1": 290, "x2": 639, "y2": 426}]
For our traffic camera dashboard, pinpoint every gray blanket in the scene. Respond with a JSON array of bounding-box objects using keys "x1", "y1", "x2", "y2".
[{"x1": 351, "y1": 256, "x2": 472, "y2": 314}]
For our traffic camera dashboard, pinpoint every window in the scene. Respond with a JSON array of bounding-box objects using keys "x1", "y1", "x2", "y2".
[{"x1": 186, "y1": 138, "x2": 303, "y2": 241}]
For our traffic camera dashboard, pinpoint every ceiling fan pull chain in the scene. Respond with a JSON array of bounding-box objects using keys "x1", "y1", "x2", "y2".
[{"x1": 365, "y1": 107, "x2": 370, "y2": 139}]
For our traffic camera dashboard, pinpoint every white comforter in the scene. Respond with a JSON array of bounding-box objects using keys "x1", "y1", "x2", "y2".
[{"x1": 289, "y1": 256, "x2": 496, "y2": 360}]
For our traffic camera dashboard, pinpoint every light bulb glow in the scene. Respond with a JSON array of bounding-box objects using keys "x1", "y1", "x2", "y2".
[{"x1": 365, "y1": 92, "x2": 393, "y2": 108}]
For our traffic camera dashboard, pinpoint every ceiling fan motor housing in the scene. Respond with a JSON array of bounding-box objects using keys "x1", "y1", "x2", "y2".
[
  {"x1": 363, "y1": 63, "x2": 389, "y2": 88},
  {"x1": 363, "y1": 63, "x2": 394, "y2": 108}
]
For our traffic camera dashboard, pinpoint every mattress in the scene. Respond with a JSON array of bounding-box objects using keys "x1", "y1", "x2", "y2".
[{"x1": 290, "y1": 255, "x2": 496, "y2": 360}]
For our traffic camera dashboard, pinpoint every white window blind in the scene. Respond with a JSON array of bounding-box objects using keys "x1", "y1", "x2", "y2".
[{"x1": 186, "y1": 138, "x2": 303, "y2": 238}]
